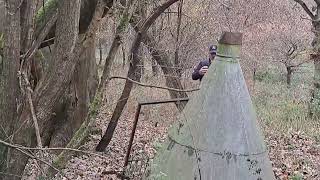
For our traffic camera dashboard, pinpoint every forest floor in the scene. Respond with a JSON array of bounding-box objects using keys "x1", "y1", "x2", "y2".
[
  {"x1": 16, "y1": 66, "x2": 320, "y2": 180},
  {"x1": 54, "y1": 66, "x2": 320, "y2": 180},
  {"x1": 57, "y1": 100, "x2": 320, "y2": 180}
]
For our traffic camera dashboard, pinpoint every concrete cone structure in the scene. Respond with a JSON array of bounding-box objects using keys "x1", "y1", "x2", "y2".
[{"x1": 148, "y1": 32, "x2": 275, "y2": 180}]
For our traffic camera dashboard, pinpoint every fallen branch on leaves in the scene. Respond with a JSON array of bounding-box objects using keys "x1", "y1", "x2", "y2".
[
  {"x1": 0, "y1": 172, "x2": 22, "y2": 179},
  {"x1": 109, "y1": 76, "x2": 200, "y2": 92},
  {"x1": 0, "y1": 139, "x2": 109, "y2": 159},
  {"x1": 0, "y1": 139, "x2": 116, "y2": 179},
  {"x1": 0, "y1": 139, "x2": 67, "y2": 179}
]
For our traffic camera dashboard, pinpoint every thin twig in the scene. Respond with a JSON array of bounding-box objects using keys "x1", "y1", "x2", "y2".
[
  {"x1": 293, "y1": 0, "x2": 315, "y2": 19},
  {"x1": 22, "y1": 72, "x2": 42, "y2": 147},
  {"x1": 217, "y1": 0, "x2": 231, "y2": 10},
  {"x1": 109, "y1": 76, "x2": 199, "y2": 92},
  {"x1": 14, "y1": 148, "x2": 70, "y2": 179},
  {"x1": 0, "y1": 140, "x2": 66, "y2": 179},
  {"x1": 26, "y1": 90, "x2": 42, "y2": 147},
  {"x1": 0, "y1": 139, "x2": 109, "y2": 159},
  {"x1": 300, "y1": 16, "x2": 313, "y2": 21},
  {"x1": 20, "y1": 10, "x2": 58, "y2": 61},
  {"x1": 0, "y1": 172, "x2": 22, "y2": 178},
  {"x1": 6, "y1": 0, "x2": 24, "y2": 16}
]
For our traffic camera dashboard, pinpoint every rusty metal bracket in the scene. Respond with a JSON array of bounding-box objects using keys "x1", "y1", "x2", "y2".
[{"x1": 123, "y1": 97, "x2": 189, "y2": 168}]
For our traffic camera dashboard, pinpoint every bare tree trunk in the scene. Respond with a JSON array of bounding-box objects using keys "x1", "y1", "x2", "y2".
[
  {"x1": 96, "y1": 0, "x2": 179, "y2": 152},
  {"x1": 286, "y1": 66, "x2": 292, "y2": 87},
  {"x1": 3, "y1": 0, "x2": 81, "y2": 178},
  {"x1": 144, "y1": 34, "x2": 188, "y2": 111},
  {"x1": 49, "y1": 37, "x2": 97, "y2": 148},
  {"x1": 310, "y1": 55, "x2": 320, "y2": 117},
  {"x1": 293, "y1": 2, "x2": 320, "y2": 117},
  {"x1": 252, "y1": 64, "x2": 257, "y2": 92},
  {"x1": 99, "y1": 40, "x2": 103, "y2": 66},
  {"x1": 174, "y1": 0, "x2": 183, "y2": 77},
  {"x1": 122, "y1": 45, "x2": 126, "y2": 67},
  {"x1": 310, "y1": 20, "x2": 320, "y2": 117},
  {"x1": 130, "y1": 11, "x2": 188, "y2": 111},
  {"x1": 151, "y1": 58, "x2": 159, "y2": 76},
  {"x1": 31, "y1": 0, "x2": 112, "y2": 147},
  {"x1": 0, "y1": 0, "x2": 112, "y2": 178},
  {"x1": 0, "y1": 0, "x2": 4, "y2": 34},
  {"x1": 20, "y1": 0, "x2": 43, "y2": 90},
  {"x1": 20, "y1": 0, "x2": 36, "y2": 53},
  {"x1": 98, "y1": 0, "x2": 135, "y2": 93},
  {"x1": 95, "y1": 27, "x2": 143, "y2": 152},
  {"x1": 47, "y1": 1, "x2": 109, "y2": 177},
  {"x1": 0, "y1": 0, "x2": 20, "y2": 176},
  {"x1": 37, "y1": 0, "x2": 114, "y2": 48}
]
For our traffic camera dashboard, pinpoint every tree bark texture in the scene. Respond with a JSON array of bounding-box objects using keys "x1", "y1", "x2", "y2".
[
  {"x1": 0, "y1": 0, "x2": 112, "y2": 178},
  {"x1": 96, "y1": 0, "x2": 179, "y2": 152},
  {"x1": 0, "y1": 0, "x2": 20, "y2": 176},
  {"x1": 37, "y1": 0, "x2": 114, "y2": 48},
  {"x1": 294, "y1": 1, "x2": 320, "y2": 117},
  {"x1": 98, "y1": 0, "x2": 136, "y2": 92},
  {"x1": 286, "y1": 66, "x2": 293, "y2": 87},
  {"x1": 3, "y1": 0, "x2": 81, "y2": 178},
  {"x1": 310, "y1": 19, "x2": 320, "y2": 117},
  {"x1": 144, "y1": 34, "x2": 188, "y2": 111},
  {"x1": 20, "y1": 0, "x2": 36, "y2": 53},
  {"x1": 49, "y1": 37, "x2": 98, "y2": 148},
  {"x1": 0, "y1": 0, "x2": 4, "y2": 33},
  {"x1": 174, "y1": 0, "x2": 183, "y2": 77},
  {"x1": 47, "y1": 1, "x2": 110, "y2": 177},
  {"x1": 130, "y1": 9, "x2": 188, "y2": 111}
]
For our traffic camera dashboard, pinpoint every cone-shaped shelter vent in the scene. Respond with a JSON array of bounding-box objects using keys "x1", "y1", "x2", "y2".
[{"x1": 149, "y1": 32, "x2": 275, "y2": 180}]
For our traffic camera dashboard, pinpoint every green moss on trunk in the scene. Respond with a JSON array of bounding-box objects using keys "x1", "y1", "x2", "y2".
[
  {"x1": 35, "y1": 0, "x2": 59, "y2": 35},
  {"x1": 48, "y1": 92, "x2": 103, "y2": 176}
]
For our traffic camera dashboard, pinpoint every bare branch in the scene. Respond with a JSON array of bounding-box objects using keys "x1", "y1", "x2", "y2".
[
  {"x1": 0, "y1": 172, "x2": 22, "y2": 178},
  {"x1": 23, "y1": 72, "x2": 42, "y2": 148},
  {"x1": 0, "y1": 139, "x2": 110, "y2": 160},
  {"x1": 217, "y1": 0, "x2": 231, "y2": 10},
  {"x1": 109, "y1": 76, "x2": 199, "y2": 92},
  {"x1": 0, "y1": 139, "x2": 69, "y2": 179},
  {"x1": 289, "y1": 58, "x2": 313, "y2": 67},
  {"x1": 293, "y1": 0, "x2": 315, "y2": 19},
  {"x1": 21, "y1": 10, "x2": 58, "y2": 62},
  {"x1": 14, "y1": 148, "x2": 68, "y2": 179},
  {"x1": 5, "y1": 0, "x2": 24, "y2": 16},
  {"x1": 301, "y1": 15, "x2": 313, "y2": 21}
]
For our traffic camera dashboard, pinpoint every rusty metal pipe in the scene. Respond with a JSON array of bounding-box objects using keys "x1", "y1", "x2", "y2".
[{"x1": 123, "y1": 98, "x2": 189, "y2": 169}]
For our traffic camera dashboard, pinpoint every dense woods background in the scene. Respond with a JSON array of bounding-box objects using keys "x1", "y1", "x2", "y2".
[{"x1": 0, "y1": 0, "x2": 319, "y2": 179}]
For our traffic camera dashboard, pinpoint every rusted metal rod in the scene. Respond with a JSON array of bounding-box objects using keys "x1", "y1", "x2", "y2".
[
  {"x1": 123, "y1": 97, "x2": 189, "y2": 168},
  {"x1": 124, "y1": 104, "x2": 142, "y2": 167},
  {"x1": 140, "y1": 97, "x2": 189, "y2": 105}
]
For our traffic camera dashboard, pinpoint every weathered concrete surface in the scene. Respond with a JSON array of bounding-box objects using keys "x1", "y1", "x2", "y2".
[{"x1": 149, "y1": 32, "x2": 275, "y2": 180}]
